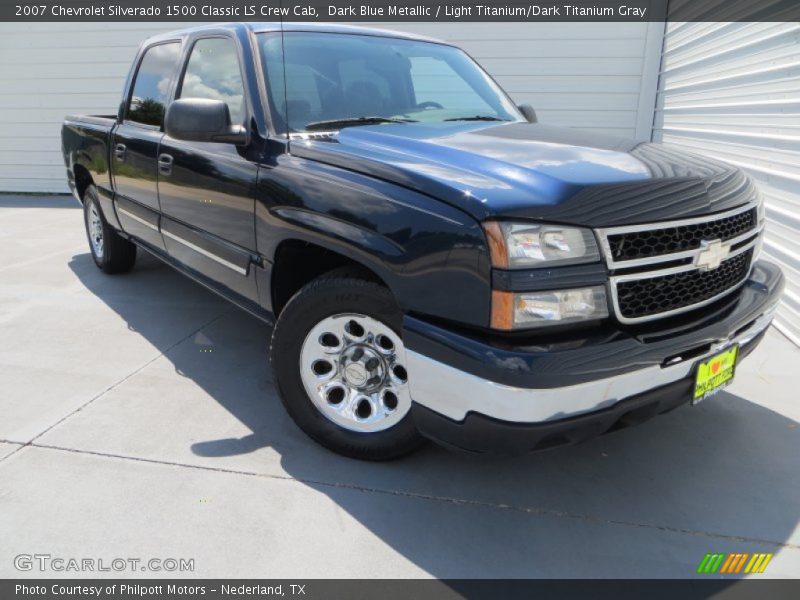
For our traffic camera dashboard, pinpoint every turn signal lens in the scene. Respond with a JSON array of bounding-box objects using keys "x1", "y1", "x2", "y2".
[{"x1": 492, "y1": 287, "x2": 609, "y2": 330}]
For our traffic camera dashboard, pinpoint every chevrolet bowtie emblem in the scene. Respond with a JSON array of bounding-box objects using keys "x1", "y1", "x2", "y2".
[{"x1": 695, "y1": 239, "x2": 731, "y2": 271}]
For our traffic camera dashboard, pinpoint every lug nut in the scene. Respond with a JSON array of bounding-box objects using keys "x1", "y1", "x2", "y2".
[
  {"x1": 350, "y1": 348, "x2": 364, "y2": 361},
  {"x1": 365, "y1": 357, "x2": 380, "y2": 371}
]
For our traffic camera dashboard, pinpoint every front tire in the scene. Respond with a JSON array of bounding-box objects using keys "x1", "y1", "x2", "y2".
[
  {"x1": 83, "y1": 185, "x2": 136, "y2": 274},
  {"x1": 270, "y1": 269, "x2": 425, "y2": 460}
]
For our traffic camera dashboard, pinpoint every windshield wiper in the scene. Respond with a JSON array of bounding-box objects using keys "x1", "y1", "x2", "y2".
[
  {"x1": 305, "y1": 117, "x2": 418, "y2": 131},
  {"x1": 444, "y1": 115, "x2": 509, "y2": 122}
]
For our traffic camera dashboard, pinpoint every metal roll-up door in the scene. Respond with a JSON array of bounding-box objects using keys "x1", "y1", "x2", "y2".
[{"x1": 653, "y1": 22, "x2": 800, "y2": 345}]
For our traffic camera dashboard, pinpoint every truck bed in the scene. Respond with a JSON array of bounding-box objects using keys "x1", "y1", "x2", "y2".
[
  {"x1": 64, "y1": 114, "x2": 117, "y2": 126},
  {"x1": 61, "y1": 114, "x2": 118, "y2": 201}
]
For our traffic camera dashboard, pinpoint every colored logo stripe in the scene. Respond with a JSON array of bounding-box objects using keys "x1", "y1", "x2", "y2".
[
  {"x1": 697, "y1": 553, "x2": 725, "y2": 574},
  {"x1": 720, "y1": 553, "x2": 748, "y2": 573},
  {"x1": 697, "y1": 553, "x2": 773, "y2": 574},
  {"x1": 745, "y1": 553, "x2": 773, "y2": 574}
]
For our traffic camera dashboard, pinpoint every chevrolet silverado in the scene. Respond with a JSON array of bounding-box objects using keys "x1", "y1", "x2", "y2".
[{"x1": 61, "y1": 23, "x2": 784, "y2": 459}]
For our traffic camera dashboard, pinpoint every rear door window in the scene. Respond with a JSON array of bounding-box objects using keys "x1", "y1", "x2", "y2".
[{"x1": 127, "y1": 42, "x2": 182, "y2": 127}]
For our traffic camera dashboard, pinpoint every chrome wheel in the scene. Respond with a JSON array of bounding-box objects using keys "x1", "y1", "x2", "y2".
[
  {"x1": 86, "y1": 200, "x2": 104, "y2": 259},
  {"x1": 299, "y1": 313, "x2": 411, "y2": 433}
]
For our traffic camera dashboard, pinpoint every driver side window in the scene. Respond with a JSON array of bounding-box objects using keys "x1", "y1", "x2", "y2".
[{"x1": 179, "y1": 37, "x2": 245, "y2": 125}]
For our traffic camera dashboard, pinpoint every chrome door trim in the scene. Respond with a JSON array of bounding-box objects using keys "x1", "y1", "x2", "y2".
[
  {"x1": 117, "y1": 207, "x2": 158, "y2": 232},
  {"x1": 161, "y1": 229, "x2": 248, "y2": 276}
]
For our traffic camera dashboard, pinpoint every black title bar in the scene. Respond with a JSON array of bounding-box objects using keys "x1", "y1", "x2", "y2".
[
  {"x1": 5, "y1": 579, "x2": 800, "y2": 600},
  {"x1": 2, "y1": 0, "x2": 800, "y2": 22}
]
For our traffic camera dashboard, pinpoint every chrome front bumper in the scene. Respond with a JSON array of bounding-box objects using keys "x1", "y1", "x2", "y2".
[{"x1": 406, "y1": 306, "x2": 776, "y2": 425}]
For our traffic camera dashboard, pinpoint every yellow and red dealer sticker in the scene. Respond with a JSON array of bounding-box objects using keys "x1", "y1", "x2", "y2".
[{"x1": 693, "y1": 345, "x2": 739, "y2": 403}]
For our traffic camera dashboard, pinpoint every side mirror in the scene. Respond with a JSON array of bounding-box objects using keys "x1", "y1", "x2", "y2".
[
  {"x1": 518, "y1": 104, "x2": 537, "y2": 124},
  {"x1": 165, "y1": 98, "x2": 247, "y2": 145}
]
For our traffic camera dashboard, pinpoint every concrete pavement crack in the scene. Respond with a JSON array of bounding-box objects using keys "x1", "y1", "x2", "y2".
[
  {"x1": 15, "y1": 441, "x2": 800, "y2": 552},
  {"x1": 0, "y1": 309, "x2": 231, "y2": 465}
]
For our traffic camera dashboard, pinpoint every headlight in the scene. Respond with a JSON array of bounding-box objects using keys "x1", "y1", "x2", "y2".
[
  {"x1": 491, "y1": 287, "x2": 609, "y2": 330},
  {"x1": 484, "y1": 221, "x2": 600, "y2": 268}
]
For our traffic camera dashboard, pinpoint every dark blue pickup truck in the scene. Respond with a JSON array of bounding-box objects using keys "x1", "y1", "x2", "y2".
[{"x1": 61, "y1": 22, "x2": 783, "y2": 459}]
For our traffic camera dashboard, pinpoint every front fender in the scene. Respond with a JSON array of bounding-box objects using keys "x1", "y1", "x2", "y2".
[{"x1": 255, "y1": 155, "x2": 492, "y2": 327}]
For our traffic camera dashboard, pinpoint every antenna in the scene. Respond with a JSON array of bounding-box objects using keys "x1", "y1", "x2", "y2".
[{"x1": 279, "y1": 0, "x2": 290, "y2": 141}]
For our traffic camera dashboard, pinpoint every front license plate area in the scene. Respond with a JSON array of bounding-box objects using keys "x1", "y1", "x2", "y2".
[{"x1": 693, "y1": 344, "x2": 739, "y2": 405}]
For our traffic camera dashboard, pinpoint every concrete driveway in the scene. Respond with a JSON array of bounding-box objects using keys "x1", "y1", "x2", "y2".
[{"x1": 1, "y1": 194, "x2": 798, "y2": 579}]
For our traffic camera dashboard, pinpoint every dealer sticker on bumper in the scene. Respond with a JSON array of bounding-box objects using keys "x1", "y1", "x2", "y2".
[{"x1": 693, "y1": 344, "x2": 739, "y2": 404}]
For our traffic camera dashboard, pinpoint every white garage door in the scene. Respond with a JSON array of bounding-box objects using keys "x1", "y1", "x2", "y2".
[
  {"x1": 653, "y1": 22, "x2": 800, "y2": 345},
  {"x1": 0, "y1": 21, "x2": 662, "y2": 194}
]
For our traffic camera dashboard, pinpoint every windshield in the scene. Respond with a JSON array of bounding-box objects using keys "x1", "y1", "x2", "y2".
[{"x1": 258, "y1": 32, "x2": 523, "y2": 134}]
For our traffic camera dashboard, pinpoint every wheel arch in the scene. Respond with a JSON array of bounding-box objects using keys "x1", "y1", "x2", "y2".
[
  {"x1": 270, "y1": 239, "x2": 392, "y2": 317},
  {"x1": 73, "y1": 163, "x2": 93, "y2": 203}
]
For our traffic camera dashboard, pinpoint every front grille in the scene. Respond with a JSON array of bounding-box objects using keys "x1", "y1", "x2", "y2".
[
  {"x1": 616, "y1": 250, "x2": 753, "y2": 320},
  {"x1": 607, "y1": 208, "x2": 756, "y2": 262},
  {"x1": 598, "y1": 202, "x2": 761, "y2": 323}
]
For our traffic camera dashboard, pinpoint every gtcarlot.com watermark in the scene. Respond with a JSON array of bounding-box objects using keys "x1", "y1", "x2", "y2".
[{"x1": 14, "y1": 554, "x2": 194, "y2": 573}]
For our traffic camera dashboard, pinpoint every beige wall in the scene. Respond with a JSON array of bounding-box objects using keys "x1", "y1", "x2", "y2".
[{"x1": 0, "y1": 21, "x2": 661, "y2": 193}]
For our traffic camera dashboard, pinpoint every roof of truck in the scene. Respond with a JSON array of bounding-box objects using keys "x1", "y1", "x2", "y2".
[{"x1": 146, "y1": 22, "x2": 446, "y2": 45}]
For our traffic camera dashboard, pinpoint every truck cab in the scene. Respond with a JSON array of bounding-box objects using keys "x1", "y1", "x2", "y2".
[{"x1": 62, "y1": 23, "x2": 784, "y2": 459}]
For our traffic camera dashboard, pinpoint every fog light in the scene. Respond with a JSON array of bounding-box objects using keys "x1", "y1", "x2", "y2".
[{"x1": 491, "y1": 286, "x2": 609, "y2": 330}]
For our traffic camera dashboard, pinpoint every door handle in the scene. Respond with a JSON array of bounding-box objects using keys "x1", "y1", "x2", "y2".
[
  {"x1": 114, "y1": 143, "x2": 126, "y2": 161},
  {"x1": 158, "y1": 153, "x2": 173, "y2": 176}
]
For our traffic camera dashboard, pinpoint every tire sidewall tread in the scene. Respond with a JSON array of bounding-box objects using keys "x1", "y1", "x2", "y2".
[
  {"x1": 270, "y1": 269, "x2": 424, "y2": 460},
  {"x1": 82, "y1": 185, "x2": 136, "y2": 274}
]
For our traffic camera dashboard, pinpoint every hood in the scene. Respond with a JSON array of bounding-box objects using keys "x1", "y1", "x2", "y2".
[{"x1": 289, "y1": 122, "x2": 757, "y2": 227}]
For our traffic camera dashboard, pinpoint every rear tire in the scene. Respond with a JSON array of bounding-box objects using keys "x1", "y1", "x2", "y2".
[
  {"x1": 83, "y1": 185, "x2": 136, "y2": 274},
  {"x1": 270, "y1": 268, "x2": 425, "y2": 460}
]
